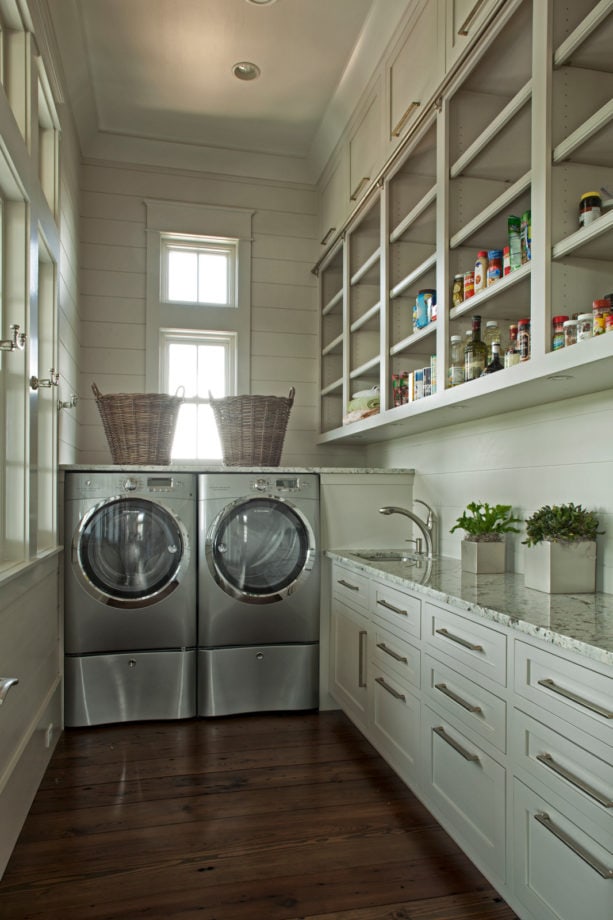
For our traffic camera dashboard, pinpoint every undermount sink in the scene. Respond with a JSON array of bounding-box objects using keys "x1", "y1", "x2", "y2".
[{"x1": 353, "y1": 550, "x2": 419, "y2": 563}]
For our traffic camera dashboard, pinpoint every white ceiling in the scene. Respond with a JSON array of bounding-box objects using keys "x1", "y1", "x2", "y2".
[{"x1": 45, "y1": 0, "x2": 386, "y2": 168}]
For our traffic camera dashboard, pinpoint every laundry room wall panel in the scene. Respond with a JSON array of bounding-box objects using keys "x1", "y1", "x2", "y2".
[
  {"x1": 77, "y1": 159, "x2": 362, "y2": 465},
  {"x1": 81, "y1": 321, "x2": 145, "y2": 351}
]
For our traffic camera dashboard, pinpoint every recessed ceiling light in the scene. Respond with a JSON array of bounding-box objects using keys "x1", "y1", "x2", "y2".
[
  {"x1": 232, "y1": 61, "x2": 261, "y2": 81},
  {"x1": 245, "y1": 0, "x2": 277, "y2": 5}
]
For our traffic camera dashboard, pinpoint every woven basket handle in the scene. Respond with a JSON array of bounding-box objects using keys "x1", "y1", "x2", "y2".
[
  {"x1": 174, "y1": 386, "x2": 186, "y2": 400},
  {"x1": 91, "y1": 382, "x2": 103, "y2": 399},
  {"x1": 287, "y1": 387, "x2": 295, "y2": 404}
]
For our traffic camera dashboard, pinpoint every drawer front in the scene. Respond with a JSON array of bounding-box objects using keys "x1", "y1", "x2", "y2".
[
  {"x1": 425, "y1": 602, "x2": 507, "y2": 686},
  {"x1": 332, "y1": 563, "x2": 370, "y2": 611},
  {"x1": 511, "y1": 708, "x2": 613, "y2": 828},
  {"x1": 372, "y1": 581, "x2": 421, "y2": 641},
  {"x1": 423, "y1": 704, "x2": 506, "y2": 881},
  {"x1": 514, "y1": 640, "x2": 613, "y2": 747},
  {"x1": 513, "y1": 779, "x2": 613, "y2": 920},
  {"x1": 424, "y1": 654, "x2": 507, "y2": 753},
  {"x1": 372, "y1": 622, "x2": 420, "y2": 691},
  {"x1": 370, "y1": 665, "x2": 421, "y2": 780}
]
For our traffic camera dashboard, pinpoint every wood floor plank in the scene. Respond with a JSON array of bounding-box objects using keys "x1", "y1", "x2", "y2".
[{"x1": 0, "y1": 712, "x2": 518, "y2": 920}]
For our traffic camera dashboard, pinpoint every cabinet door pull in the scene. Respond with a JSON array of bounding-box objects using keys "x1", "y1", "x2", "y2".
[
  {"x1": 0, "y1": 677, "x2": 19, "y2": 704},
  {"x1": 433, "y1": 725, "x2": 480, "y2": 763},
  {"x1": 537, "y1": 678, "x2": 613, "y2": 719},
  {"x1": 536, "y1": 753, "x2": 613, "y2": 808},
  {"x1": 534, "y1": 812, "x2": 613, "y2": 879},
  {"x1": 435, "y1": 627, "x2": 483, "y2": 652},
  {"x1": 377, "y1": 598, "x2": 408, "y2": 617},
  {"x1": 458, "y1": 0, "x2": 487, "y2": 36},
  {"x1": 435, "y1": 682, "x2": 483, "y2": 714},
  {"x1": 376, "y1": 642, "x2": 408, "y2": 664},
  {"x1": 375, "y1": 676, "x2": 406, "y2": 702},
  {"x1": 350, "y1": 176, "x2": 370, "y2": 201},
  {"x1": 320, "y1": 227, "x2": 336, "y2": 246},
  {"x1": 358, "y1": 630, "x2": 367, "y2": 688},
  {"x1": 338, "y1": 579, "x2": 360, "y2": 592},
  {"x1": 391, "y1": 101, "x2": 420, "y2": 138}
]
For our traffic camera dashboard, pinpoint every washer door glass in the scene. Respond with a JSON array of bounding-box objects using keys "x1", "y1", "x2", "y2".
[
  {"x1": 77, "y1": 498, "x2": 184, "y2": 601},
  {"x1": 211, "y1": 497, "x2": 312, "y2": 598}
]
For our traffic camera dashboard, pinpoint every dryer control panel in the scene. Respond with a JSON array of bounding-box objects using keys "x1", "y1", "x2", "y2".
[{"x1": 251, "y1": 477, "x2": 303, "y2": 493}]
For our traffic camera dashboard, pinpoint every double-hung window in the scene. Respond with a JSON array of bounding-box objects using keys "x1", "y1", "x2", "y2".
[{"x1": 145, "y1": 201, "x2": 253, "y2": 462}]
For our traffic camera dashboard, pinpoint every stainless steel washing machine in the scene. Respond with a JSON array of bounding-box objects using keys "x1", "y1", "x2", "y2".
[
  {"x1": 198, "y1": 472, "x2": 320, "y2": 716},
  {"x1": 64, "y1": 471, "x2": 197, "y2": 726}
]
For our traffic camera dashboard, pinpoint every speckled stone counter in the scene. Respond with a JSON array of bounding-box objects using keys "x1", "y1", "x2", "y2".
[{"x1": 327, "y1": 550, "x2": 613, "y2": 668}]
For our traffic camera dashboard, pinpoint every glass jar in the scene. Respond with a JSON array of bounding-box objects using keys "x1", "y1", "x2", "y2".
[
  {"x1": 552, "y1": 315, "x2": 568, "y2": 350},
  {"x1": 484, "y1": 320, "x2": 501, "y2": 363},
  {"x1": 448, "y1": 335, "x2": 464, "y2": 387},
  {"x1": 577, "y1": 312, "x2": 593, "y2": 341},
  {"x1": 563, "y1": 318, "x2": 578, "y2": 347},
  {"x1": 452, "y1": 274, "x2": 464, "y2": 306},
  {"x1": 505, "y1": 323, "x2": 520, "y2": 367},
  {"x1": 592, "y1": 299, "x2": 609, "y2": 336}
]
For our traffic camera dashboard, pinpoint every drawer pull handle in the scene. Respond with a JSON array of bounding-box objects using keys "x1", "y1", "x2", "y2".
[
  {"x1": 350, "y1": 176, "x2": 370, "y2": 201},
  {"x1": 391, "y1": 101, "x2": 420, "y2": 138},
  {"x1": 358, "y1": 630, "x2": 367, "y2": 689},
  {"x1": 0, "y1": 677, "x2": 19, "y2": 704},
  {"x1": 377, "y1": 599, "x2": 408, "y2": 617},
  {"x1": 457, "y1": 0, "x2": 487, "y2": 36},
  {"x1": 534, "y1": 812, "x2": 613, "y2": 879},
  {"x1": 375, "y1": 676, "x2": 405, "y2": 702},
  {"x1": 435, "y1": 682, "x2": 482, "y2": 714},
  {"x1": 536, "y1": 753, "x2": 613, "y2": 808},
  {"x1": 338, "y1": 579, "x2": 360, "y2": 592},
  {"x1": 320, "y1": 226, "x2": 336, "y2": 246},
  {"x1": 433, "y1": 725, "x2": 480, "y2": 763},
  {"x1": 435, "y1": 627, "x2": 483, "y2": 652},
  {"x1": 376, "y1": 642, "x2": 408, "y2": 664},
  {"x1": 537, "y1": 678, "x2": 613, "y2": 720}
]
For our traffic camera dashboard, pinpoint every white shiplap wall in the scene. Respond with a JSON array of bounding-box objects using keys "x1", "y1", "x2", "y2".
[
  {"x1": 365, "y1": 388, "x2": 613, "y2": 593},
  {"x1": 78, "y1": 161, "x2": 361, "y2": 468}
]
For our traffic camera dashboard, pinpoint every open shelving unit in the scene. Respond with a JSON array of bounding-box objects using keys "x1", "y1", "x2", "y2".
[{"x1": 316, "y1": 0, "x2": 613, "y2": 444}]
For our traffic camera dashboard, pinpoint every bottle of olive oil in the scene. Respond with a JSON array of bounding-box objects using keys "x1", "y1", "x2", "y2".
[{"x1": 464, "y1": 315, "x2": 487, "y2": 380}]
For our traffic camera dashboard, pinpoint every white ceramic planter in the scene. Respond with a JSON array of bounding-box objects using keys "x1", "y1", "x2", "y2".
[
  {"x1": 461, "y1": 540, "x2": 506, "y2": 574},
  {"x1": 523, "y1": 540, "x2": 596, "y2": 594}
]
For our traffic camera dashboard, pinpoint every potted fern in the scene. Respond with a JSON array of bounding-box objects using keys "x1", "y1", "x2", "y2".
[
  {"x1": 523, "y1": 502, "x2": 603, "y2": 593},
  {"x1": 450, "y1": 501, "x2": 521, "y2": 574}
]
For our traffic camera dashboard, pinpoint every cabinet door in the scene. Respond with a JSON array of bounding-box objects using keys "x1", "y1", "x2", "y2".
[
  {"x1": 370, "y1": 661, "x2": 421, "y2": 784},
  {"x1": 349, "y1": 87, "x2": 382, "y2": 207},
  {"x1": 388, "y1": 0, "x2": 442, "y2": 146},
  {"x1": 320, "y1": 151, "x2": 349, "y2": 248},
  {"x1": 513, "y1": 778, "x2": 613, "y2": 920},
  {"x1": 445, "y1": 0, "x2": 501, "y2": 72},
  {"x1": 330, "y1": 596, "x2": 369, "y2": 729}
]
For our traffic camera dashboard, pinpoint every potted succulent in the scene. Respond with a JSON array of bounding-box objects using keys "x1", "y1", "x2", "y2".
[
  {"x1": 523, "y1": 502, "x2": 603, "y2": 593},
  {"x1": 450, "y1": 501, "x2": 521, "y2": 574}
]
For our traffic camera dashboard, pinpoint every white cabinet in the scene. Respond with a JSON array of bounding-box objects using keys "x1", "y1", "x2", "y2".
[
  {"x1": 319, "y1": 149, "x2": 349, "y2": 249},
  {"x1": 387, "y1": 0, "x2": 443, "y2": 147},
  {"x1": 349, "y1": 84, "x2": 382, "y2": 207},
  {"x1": 444, "y1": 0, "x2": 502, "y2": 72},
  {"x1": 329, "y1": 564, "x2": 370, "y2": 730}
]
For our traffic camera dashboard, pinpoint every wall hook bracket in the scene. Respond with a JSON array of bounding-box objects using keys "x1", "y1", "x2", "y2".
[
  {"x1": 0, "y1": 324, "x2": 26, "y2": 352},
  {"x1": 30, "y1": 368, "x2": 60, "y2": 390},
  {"x1": 58, "y1": 393, "x2": 79, "y2": 411}
]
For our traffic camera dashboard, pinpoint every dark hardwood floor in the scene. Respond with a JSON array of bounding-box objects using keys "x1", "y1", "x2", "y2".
[{"x1": 0, "y1": 711, "x2": 518, "y2": 920}]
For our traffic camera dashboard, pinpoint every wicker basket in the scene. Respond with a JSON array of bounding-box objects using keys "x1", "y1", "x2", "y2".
[
  {"x1": 210, "y1": 388, "x2": 295, "y2": 466},
  {"x1": 92, "y1": 383, "x2": 183, "y2": 465}
]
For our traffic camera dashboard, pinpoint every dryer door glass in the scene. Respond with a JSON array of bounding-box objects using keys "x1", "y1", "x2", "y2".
[
  {"x1": 212, "y1": 498, "x2": 311, "y2": 597},
  {"x1": 78, "y1": 498, "x2": 184, "y2": 600}
]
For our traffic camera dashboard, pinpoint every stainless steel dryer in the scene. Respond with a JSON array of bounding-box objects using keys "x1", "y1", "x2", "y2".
[
  {"x1": 64, "y1": 471, "x2": 197, "y2": 726},
  {"x1": 198, "y1": 472, "x2": 320, "y2": 716}
]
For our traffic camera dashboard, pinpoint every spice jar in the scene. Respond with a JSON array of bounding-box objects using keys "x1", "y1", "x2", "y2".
[
  {"x1": 518, "y1": 318, "x2": 530, "y2": 361},
  {"x1": 577, "y1": 312, "x2": 593, "y2": 341},
  {"x1": 592, "y1": 299, "x2": 610, "y2": 336},
  {"x1": 552, "y1": 315, "x2": 568, "y2": 350},
  {"x1": 563, "y1": 318, "x2": 578, "y2": 347},
  {"x1": 579, "y1": 192, "x2": 602, "y2": 228}
]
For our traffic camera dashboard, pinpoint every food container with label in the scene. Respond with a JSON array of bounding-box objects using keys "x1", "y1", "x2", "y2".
[
  {"x1": 463, "y1": 270, "x2": 475, "y2": 299},
  {"x1": 518, "y1": 318, "x2": 530, "y2": 361},
  {"x1": 452, "y1": 274, "x2": 464, "y2": 306},
  {"x1": 563, "y1": 318, "x2": 578, "y2": 347},
  {"x1": 577, "y1": 312, "x2": 593, "y2": 341},
  {"x1": 487, "y1": 249, "x2": 503, "y2": 286},
  {"x1": 579, "y1": 191, "x2": 602, "y2": 228},
  {"x1": 552, "y1": 315, "x2": 568, "y2": 350},
  {"x1": 415, "y1": 289, "x2": 436, "y2": 329},
  {"x1": 474, "y1": 251, "x2": 488, "y2": 293},
  {"x1": 592, "y1": 299, "x2": 609, "y2": 336}
]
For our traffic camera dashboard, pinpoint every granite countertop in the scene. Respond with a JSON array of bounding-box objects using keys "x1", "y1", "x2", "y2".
[
  {"x1": 59, "y1": 465, "x2": 414, "y2": 474},
  {"x1": 327, "y1": 550, "x2": 613, "y2": 668}
]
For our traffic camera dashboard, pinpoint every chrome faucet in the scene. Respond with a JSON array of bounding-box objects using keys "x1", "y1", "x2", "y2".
[{"x1": 379, "y1": 502, "x2": 437, "y2": 559}]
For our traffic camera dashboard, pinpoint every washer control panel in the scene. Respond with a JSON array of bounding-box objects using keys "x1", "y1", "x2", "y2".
[{"x1": 251, "y1": 477, "x2": 302, "y2": 493}]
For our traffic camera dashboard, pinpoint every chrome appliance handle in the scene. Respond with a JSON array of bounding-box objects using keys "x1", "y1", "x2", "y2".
[{"x1": 0, "y1": 677, "x2": 19, "y2": 704}]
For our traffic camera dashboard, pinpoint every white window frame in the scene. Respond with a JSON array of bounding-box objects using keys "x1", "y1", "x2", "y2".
[
  {"x1": 145, "y1": 199, "x2": 253, "y2": 397},
  {"x1": 161, "y1": 234, "x2": 238, "y2": 307}
]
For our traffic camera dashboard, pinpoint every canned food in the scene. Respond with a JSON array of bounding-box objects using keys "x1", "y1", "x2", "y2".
[
  {"x1": 487, "y1": 249, "x2": 503, "y2": 286},
  {"x1": 463, "y1": 271, "x2": 475, "y2": 299},
  {"x1": 579, "y1": 192, "x2": 602, "y2": 228}
]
